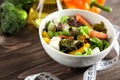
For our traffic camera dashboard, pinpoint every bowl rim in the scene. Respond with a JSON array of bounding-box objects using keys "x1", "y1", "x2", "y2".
[{"x1": 39, "y1": 9, "x2": 116, "y2": 58}]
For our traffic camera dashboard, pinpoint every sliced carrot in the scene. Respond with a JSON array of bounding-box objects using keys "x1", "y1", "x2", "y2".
[
  {"x1": 89, "y1": 30, "x2": 108, "y2": 39},
  {"x1": 75, "y1": 14, "x2": 91, "y2": 26}
]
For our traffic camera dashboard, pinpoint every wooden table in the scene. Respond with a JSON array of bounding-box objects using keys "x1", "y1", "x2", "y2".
[{"x1": 0, "y1": 0, "x2": 120, "y2": 80}]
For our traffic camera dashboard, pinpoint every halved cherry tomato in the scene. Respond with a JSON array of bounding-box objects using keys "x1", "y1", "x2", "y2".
[
  {"x1": 75, "y1": 14, "x2": 91, "y2": 26},
  {"x1": 89, "y1": 30, "x2": 108, "y2": 39}
]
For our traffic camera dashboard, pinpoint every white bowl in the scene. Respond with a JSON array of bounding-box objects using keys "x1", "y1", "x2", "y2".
[{"x1": 39, "y1": 9, "x2": 116, "y2": 67}]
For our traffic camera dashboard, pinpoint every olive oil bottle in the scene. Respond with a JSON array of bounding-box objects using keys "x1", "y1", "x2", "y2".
[{"x1": 27, "y1": 0, "x2": 59, "y2": 28}]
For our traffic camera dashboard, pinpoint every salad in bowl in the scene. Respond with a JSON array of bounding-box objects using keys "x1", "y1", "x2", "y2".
[
  {"x1": 42, "y1": 13, "x2": 109, "y2": 56},
  {"x1": 39, "y1": 9, "x2": 115, "y2": 67}
]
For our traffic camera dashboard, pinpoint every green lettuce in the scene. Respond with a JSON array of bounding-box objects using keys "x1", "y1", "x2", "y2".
[
  {"x1": 79, "y1": 26, "x2": 90, "y2": 38},
  {"x1": 90, "y1": 37, "x2": 103, "y2": 51},
  {"x1": 61, "y1": 16, "x2": 69, "y2": 23}
]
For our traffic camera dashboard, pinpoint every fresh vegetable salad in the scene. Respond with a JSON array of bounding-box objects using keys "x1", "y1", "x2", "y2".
[{"x1": 42, "y1": 14, "x2": 110, "y2": 56}]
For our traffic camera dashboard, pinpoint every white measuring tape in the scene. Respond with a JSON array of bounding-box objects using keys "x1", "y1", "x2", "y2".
[{"x1": 24, "y1": 25, "x2": 120, "y2": 80}]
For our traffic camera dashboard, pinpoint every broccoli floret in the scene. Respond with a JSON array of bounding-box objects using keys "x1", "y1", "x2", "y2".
[
  {"x1": 0, "y1": 2, "x2": 27, "y2": 35},
  {"x1": 4, "y1": 0, "x2": 36, "y2": 5},
  {"x1": 4, "y1": 0, "x2": 37, "y2": 11}
]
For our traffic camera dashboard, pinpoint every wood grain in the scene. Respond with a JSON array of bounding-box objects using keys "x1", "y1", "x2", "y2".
[{"x1": 0, "y1": 0, "x2": 120, "y2": 80}]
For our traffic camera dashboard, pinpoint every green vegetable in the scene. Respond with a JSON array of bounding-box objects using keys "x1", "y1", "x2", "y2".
[
  {"x1": 47, "y1": 21, "x2": 56, "y2": 32},
  {"x1": 0, "y1": 2, "x2": 27, "y2": 35},
  {"x1": 55, "y1": 31, "x2": 70, "y2": 36},
  {"x1": 59, "y1": 39, "x2": 83, "y2": 53},
  {"x1": 59, "y1": 39, "x2": 75, "y2": 53},
  {"x1": 92, "y1": 22, "x2": 107, "y2": 33},
  {"x1": 61, "y1": 16, "x2": 69, "y2": 23},
  {"x1": 75, "y1": 52, "x2": 82, "y2": 56},
  {"x1": 79, "y1": 26, "x2": 90, "y2": 38},
  {"x1": 84, "y1": 48, "x2": 92, "y2": 55},
  {"x1": 4, "y1": 0, "x2": 37, "y2": 11},
  {"x1": 90, "y1": 37, "x2": 110, "y2": 51},
  {"x1": 47, "y1": 30, "x2": 71, "y2": 38},
  {"x1": 90, "y1": 37, "x2": 103, "y2": 51},
  {"x1": 102, "y1": 40, "x2": 110, "y2": 50},
  {"x1": 48, "y1": 30, "x2": 55, "y2": 38}
]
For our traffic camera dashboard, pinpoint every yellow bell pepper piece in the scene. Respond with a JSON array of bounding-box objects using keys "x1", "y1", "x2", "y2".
[
  {"x1": 42, "y1": 30, "x2": 50, "y2": 44},
  {"x1": 43, "y1": 37, "x2": 50, "y2": 44},
  {"x1": 69, "y1": 43, "x2": 90, "y2": 55},
  {"x1": 42, "y1": 30, "x2": 50, "y2": 38}
]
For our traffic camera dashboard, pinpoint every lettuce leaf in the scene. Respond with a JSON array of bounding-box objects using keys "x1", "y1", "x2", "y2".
[
  {"x1": 102, "y1": 40, "x2": 110, "y2": 50},
  {"x1": 90, "y1": 37, "x2": 103, "y2": 51},
  {"x1": 61, "y1": 16, "x2": 69, "y2": 23},
  {"x1": 84, "y1": 48, "x2": 92, "y2": 55},
  {"x1": 79, "y1": 26, "x2": 90, "y2": 38}
]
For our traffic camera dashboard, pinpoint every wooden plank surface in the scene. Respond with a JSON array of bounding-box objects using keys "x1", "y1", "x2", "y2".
[{"x1": 0, "y1": 0, "x2": 120, "y2": 80}]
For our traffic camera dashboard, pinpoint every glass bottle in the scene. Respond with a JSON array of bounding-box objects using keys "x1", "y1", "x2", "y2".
[{"x1": 27, "y1": 0, "x2": 59, "y2": 28}]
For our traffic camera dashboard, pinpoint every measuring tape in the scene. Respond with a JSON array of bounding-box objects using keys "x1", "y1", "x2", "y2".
[{"x1": 24, "y1": 25, "x2": 120, "y2": 80}]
